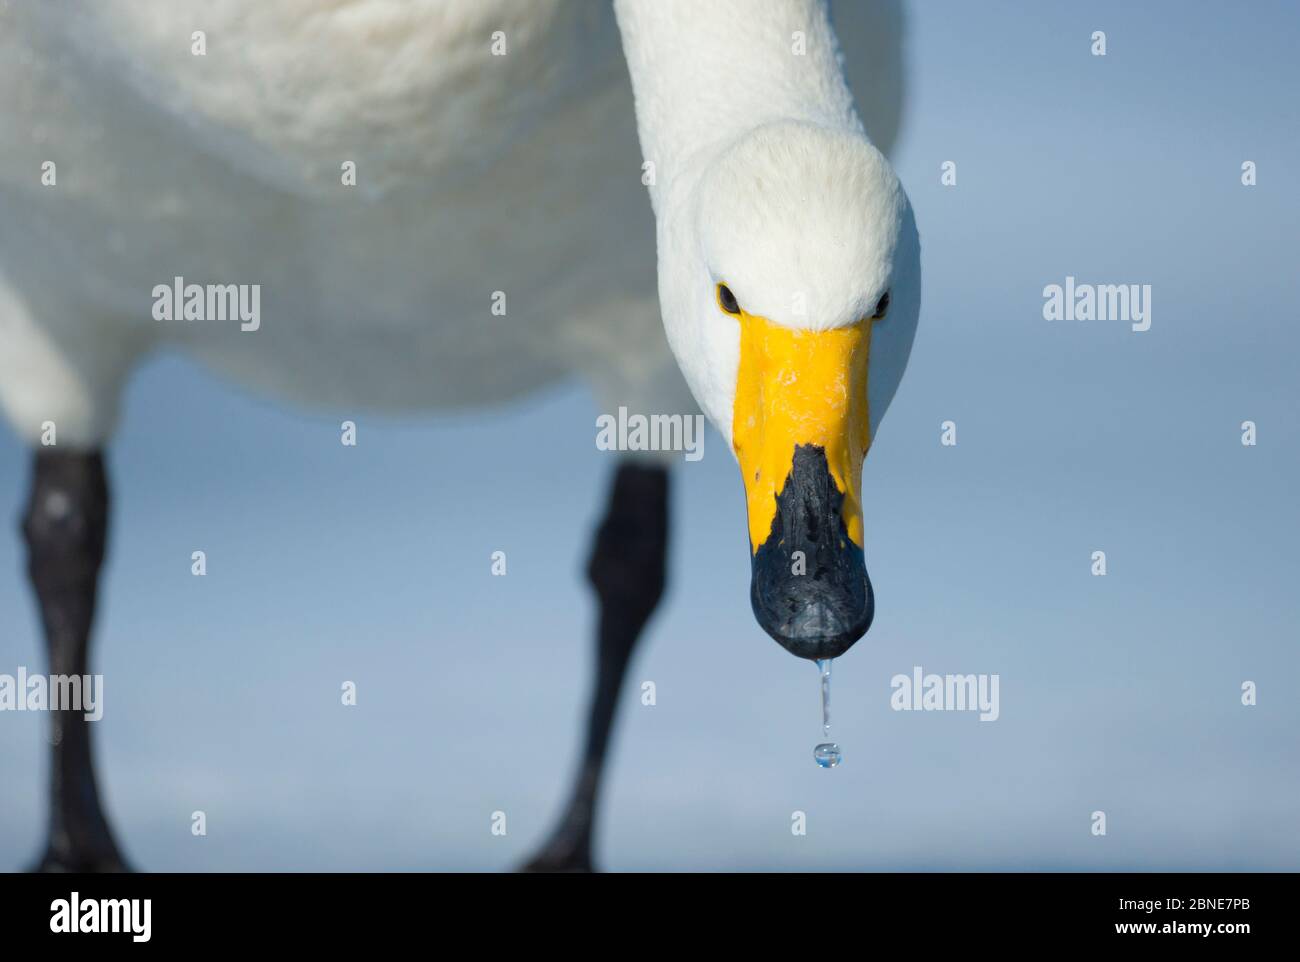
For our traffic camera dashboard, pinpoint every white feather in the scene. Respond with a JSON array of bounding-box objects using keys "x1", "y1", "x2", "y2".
[
  {"x1": 0, "y1": 0, "x2": 910, "y2": 450},
  {"x1": 615, "y1": 0, "x2": 920, "y2": 447}
]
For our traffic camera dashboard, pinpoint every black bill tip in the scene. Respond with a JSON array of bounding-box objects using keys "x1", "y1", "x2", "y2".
[{"x1": 749, "y1": 445, "x2": 874, "y2": 660}]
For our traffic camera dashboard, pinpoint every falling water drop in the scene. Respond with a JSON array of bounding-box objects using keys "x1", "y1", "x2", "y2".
[
  {"x1": 813, "y1": 658, "x2": 842, "y2": 768},
  {"x1": 813, "y1": 743, "x2": 841, "y2": 768}
]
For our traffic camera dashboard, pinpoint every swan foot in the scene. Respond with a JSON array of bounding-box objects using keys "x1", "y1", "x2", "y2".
[
  {"x1": 518, "y1": 843, "x2": 595, "y2": 874},
  {"x1": 521, "y1": 462, "x2": 669, "y2": 875},
  {"x1": 28, "y1": 846, "x2": 134, "y2": 873}
]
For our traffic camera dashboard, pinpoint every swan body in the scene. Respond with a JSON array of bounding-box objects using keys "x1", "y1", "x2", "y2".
[
  {"x1": 0, "y1": 0, "x2": 918, "y2": 869},
  {"x1": 0, "y1": 0, "x2": 906, "y2": 451},
  {"x1": 0, "y1": 0, "x2": 657, "y2": 445}
]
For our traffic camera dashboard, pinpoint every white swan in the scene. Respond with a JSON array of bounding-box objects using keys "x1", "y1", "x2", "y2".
[{"x1": 0, "y1": 0, "x2": 918, "y2": 871}]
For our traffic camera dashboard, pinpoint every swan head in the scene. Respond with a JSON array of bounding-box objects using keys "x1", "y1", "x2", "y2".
[{"x1": 659, "y1": 121, "x2": 920, "y2": 660}]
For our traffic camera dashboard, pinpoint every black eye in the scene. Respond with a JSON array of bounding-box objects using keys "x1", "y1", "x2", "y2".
[
  {"x1": 717, "y1": 283, "x2": 742, "y2": 315},
  {"x1": 871, "y1": 290, "x2": 891, "y2": 320}
]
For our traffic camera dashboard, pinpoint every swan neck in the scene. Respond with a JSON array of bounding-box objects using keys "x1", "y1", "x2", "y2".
[{"x1": 614, "y1": 0, "x2": 863, "y2": 207}]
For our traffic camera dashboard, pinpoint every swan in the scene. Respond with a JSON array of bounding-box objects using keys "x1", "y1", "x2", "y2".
[{"x1": 0, "y1": 0, "x2": 919, "y2": 871}]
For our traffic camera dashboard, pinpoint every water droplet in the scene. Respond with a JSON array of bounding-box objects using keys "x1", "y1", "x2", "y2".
[
  {"x1": 818, "y1": 658, "x2": 832, "y2": 735},
  {"x1": 813, "y1": 658, "x2": 841, "y2": 767},
  {"x1": 814, "y1": 742, "x2": 842, "y2": 768}
]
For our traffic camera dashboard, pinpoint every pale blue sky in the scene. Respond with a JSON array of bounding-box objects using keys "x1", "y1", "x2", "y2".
[{"x1": 2, "y1": 0, "x2": 1297, "y2": 870}]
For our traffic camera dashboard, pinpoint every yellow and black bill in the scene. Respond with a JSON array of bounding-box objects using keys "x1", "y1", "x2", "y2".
[{"x1": 733, "y1": 312, "x2": 875, "y2": 660}]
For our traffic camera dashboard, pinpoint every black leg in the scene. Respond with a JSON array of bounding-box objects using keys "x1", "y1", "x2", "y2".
[
  {"x1": 522, "y1": 461, "x2": 670, "y2": 872},
  {"x1": 22, "y1": 449, "x2": 130, "y2": 872}
]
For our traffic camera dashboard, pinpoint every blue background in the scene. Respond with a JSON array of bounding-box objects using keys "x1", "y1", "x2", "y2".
[{"x1": 2, "y1": 0, "x2": 1297, "y2": 870}]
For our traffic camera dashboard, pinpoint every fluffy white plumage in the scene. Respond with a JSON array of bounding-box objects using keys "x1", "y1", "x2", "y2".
[
  {"x1": 0, "y1": 0, "x2": 910, "y2": 451},
  {"x1": 616, "y1": 0, "x2": 919, "y2": 447}
]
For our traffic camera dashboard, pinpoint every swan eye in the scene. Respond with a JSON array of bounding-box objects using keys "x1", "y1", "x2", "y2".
[
  {"x1": 871, "y1": 290, "x2": 891, "y2": 320},
  {"x1": 717, "y1": 283, "x2": 742, "y2": 315}
]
